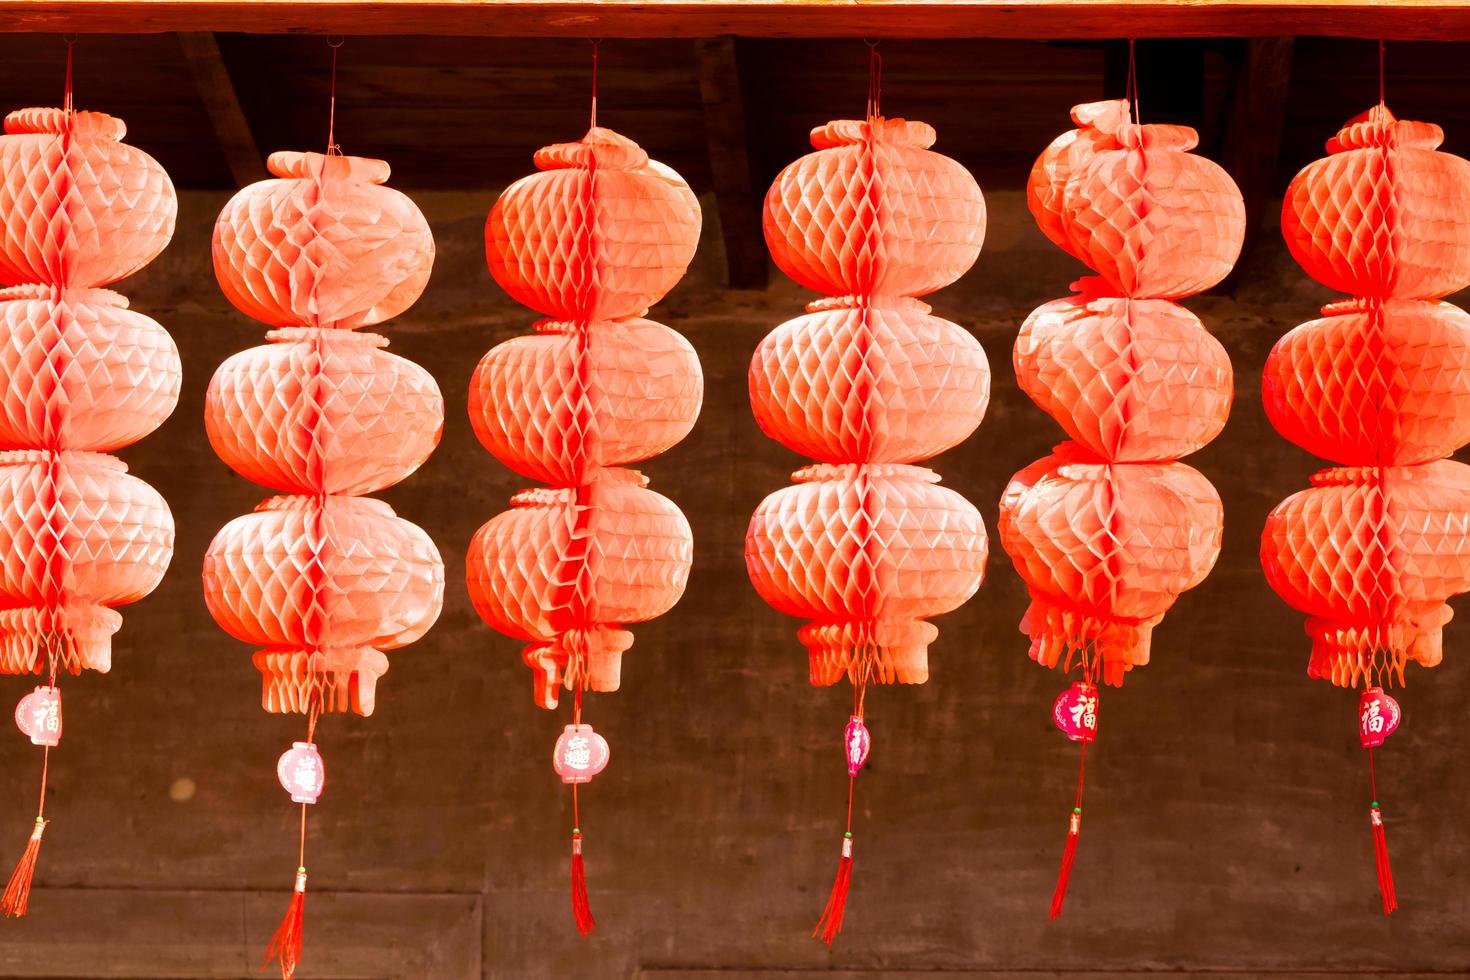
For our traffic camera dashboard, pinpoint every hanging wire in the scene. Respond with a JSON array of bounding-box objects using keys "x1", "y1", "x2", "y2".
[
  {"x1": 864, "y1": 40, "x2": 883, "y2": 120},
  {"x1": 1126, "y1": 38, "x2": 1140, "y2": 122},
  {"x1": 590, "y1": 40, "x2": 601, "y2": 130},
  {"x1": 62, "y1": 37, "x2": 75, "y2": 114},
  {"x1": 326, "y1": 37, "x2": 344, "y2": 155},
  {"x1": 1378, "y1": 39, "x2": 1386, "y2": 108}
]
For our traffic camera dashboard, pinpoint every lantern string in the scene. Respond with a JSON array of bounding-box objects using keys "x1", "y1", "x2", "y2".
[
  {"x1": 590, "y1": 40, "x2": 600, "y2": 130},
  {"x1": 326, "y1": 37, "x2": 343, "y2": 156},
  {"x1": 1126, "y1": 38, "x2": 1140, "y2": 123},
  {"x1": 865, "y1": 41, "x2": 882, "y2": 121},
  {"x1": 63, "y1": 38, "x2": 74, "y2": 115},
  {"x1": 568, "y1": 682, "x2": 595, "y2": 936}
]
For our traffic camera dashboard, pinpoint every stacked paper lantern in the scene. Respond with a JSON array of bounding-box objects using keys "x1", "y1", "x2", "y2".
[
  {"x1": 746, "y1": 114, "x2": 989, "y2": 942},
  {"x1": 465, "y1": 126, "x2": 702, "y2": 936},
  {"x1": 203, "y1": 150, "x2": 444, "y2": 977},
  {"x1": 0, "y1": 105, "x2": 178, "y2": 916},
  {"x1": 1262, "y1": 104, "x2": 1470, "y2": 914},
  {"x1": 999, "y1": 98, "x2": 1243, "y2": 916}
]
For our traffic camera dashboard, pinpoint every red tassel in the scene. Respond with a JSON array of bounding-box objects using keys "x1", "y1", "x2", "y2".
[
  {"x1": 571, "y1": 830, "x2": 596, "y2": 937},
  {"x1": 813, "y1": 833, "x2": 853, "y2": 944},
  {"x1": 1049, "y1": 808, "x2": 1082, "y2": 920},
  {"x1": 1370, "y1": 803, "x2": 1398, "y2": 915},
  {"x1": 0, "y1": 818, "x2": 46, "y2": 918},
  {"x1": 263, "y1": 867, "x2": 307, "y2": 979}
]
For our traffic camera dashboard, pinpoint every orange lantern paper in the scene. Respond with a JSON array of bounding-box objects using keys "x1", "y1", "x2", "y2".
[
  {"x1": 466, "y1": 121, "x2": 701, "y2": 936},
  {"x1": 746, "y1": 76, "x2": 990, "y2": 942},
  {"x1": 0, "y1": 96, "x2": 179, "y2": 917},
  {"x1": 1263, "y1": 104, "x2": 1470, "y2": 914},
  {"x1": 999, "y1": 98, "x2": 1242, "y2": 916},
  {"x1": 204, "y1": 148, "x2": 443, "y2": 978}
]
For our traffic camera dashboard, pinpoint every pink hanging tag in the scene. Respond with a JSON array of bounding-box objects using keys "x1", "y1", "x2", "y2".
[
  {"x1": 1359, "y1": 687, "x2": 1401, "y2": 748},
  {"x1": 14, "y1": 686, "x2": 61, "y2": 747},
  {"x1": 553, "y1": 724, "x2": 610, "y2": 784},
  {"x1": 844, "y1": 715, "x2": 870, "y2": 776},
  {"x1": 1053, "y1": 681, "x2": 1098, "y2": 744},
  {"x1": 276, "y1": 741, "x2": 326, "y2": 804}
]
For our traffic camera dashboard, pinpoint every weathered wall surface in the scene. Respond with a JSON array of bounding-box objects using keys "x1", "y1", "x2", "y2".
[{"x1": 0, "y1": 189, "x2": 1465, "y2": 979}]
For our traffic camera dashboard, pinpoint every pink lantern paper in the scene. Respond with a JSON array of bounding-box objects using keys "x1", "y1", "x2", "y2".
[
  {"x1": 13, "y1": 686, "x2": 60, "y2": 748},
  {"x1": 1001, "y1": 98, "x2": 1243, "y2": 919},
  {"x1": 277, "y1": 742, "x2": 325, "y2": 804},
  {"x1": 1263, "y1": 104, "x2": 1470, "y2": 914},
  {"x1": 746, "y1": 79, "x2": 989, "y2": 945},
  {"x1": 553, "y1": 724, "x2": 610, "y2": 784},
  {"x1": 0, "y1": 96, "x2": 179, "y2": 919},
  {"x1": 203, "y1": 144, "x2": 443, "y2": 979},
  {"x1": 465, "y1": 122, "x2": 701, "y2": 938}
]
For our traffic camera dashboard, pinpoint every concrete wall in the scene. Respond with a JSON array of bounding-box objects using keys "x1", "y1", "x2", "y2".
[{"x1": 0, "y1": 189, "x2": 1464, "y2": 978}]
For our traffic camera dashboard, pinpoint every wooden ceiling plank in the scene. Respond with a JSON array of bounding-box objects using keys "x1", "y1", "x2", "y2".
[
  {"x1": 695, "y1": 35, "x2": 767, "y2": 290},
  {"x1": 176, "y1": 30, "x2": 267, "y2": 187},
  {"x1": 5, "y1": 3, "x2": 1470, "y2": 42}
]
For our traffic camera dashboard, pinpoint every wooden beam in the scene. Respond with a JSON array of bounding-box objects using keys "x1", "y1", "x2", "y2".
[
  {"x1": 5, "y1": 2, "x2": 1470, "y2": 41},
  {"x1": 175, "y1": 31, "x2": 266, "y2": 187},
  {"x1": 695, "y1": 36, "x2": 766, "y2": 291},
  {"x1": 1222, "y1": 37, "x2": 1295, "y2": 272}
]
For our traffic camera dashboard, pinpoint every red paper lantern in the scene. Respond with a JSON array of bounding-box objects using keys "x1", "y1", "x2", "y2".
[
  {"x1": 204, "y1": 148, "x2": 443, "y2": 978},
  {"x1": 1000, "y1": 98, "x2": 1242, "y2": 916},
  {"x1": 0, "y1": 100, "x2": 179, "y2": 917},
  {"x1": 1263, "y1": 104, "x2": 1470, "y2": 913},
  {"x1": 465, "y1": 123, "x2": 701, "y2": 936},
  {"x1": 746, "y1": 97, "x2": 989, "y2": 942}
]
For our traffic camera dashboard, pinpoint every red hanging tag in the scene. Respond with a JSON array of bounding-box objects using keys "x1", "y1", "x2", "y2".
[{"x1": 1052, "y1": 681, "x2": 1098, "y2": 743}]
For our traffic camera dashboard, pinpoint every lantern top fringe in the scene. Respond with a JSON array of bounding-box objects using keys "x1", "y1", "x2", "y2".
[
  {"x1": 266, "y1": 150, "x2": 392, "y2": 185},
  {"x1": 4, "y1": 107, "x2": 125, "y2": 140},
  {"x1": 809, "y1": 117, "x2": 937, "y2": 150},
  {"x1": 533, "y1": 127, "x2": 651, "y2": 173},
  {"x1": 1327, "y1": 103, "x2": 1443, "y2": 154}
]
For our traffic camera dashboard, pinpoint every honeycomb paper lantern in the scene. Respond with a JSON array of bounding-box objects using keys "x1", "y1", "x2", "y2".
[
  {"x1": 203, "y1": 148, "x2": 444, "y2": 978},
  {"x1": 1262, "y1": 104, "x2": 1470, "y2": 914},
  {"x1": 0, "y1": 103, "x2": 178, "y2": 918},
  {"x1": 465, "y1": 124, "x2": 701, "y2": 936},
  {"x1": 746, "y1": 109, "x2": 989, "y2": 943},
  {"x1": 1000, "y1": 98, "x2": 1242, "y2": 916}
]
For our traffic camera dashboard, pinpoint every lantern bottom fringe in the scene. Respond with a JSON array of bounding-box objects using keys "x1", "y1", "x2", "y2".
[
  {"x1": 1049, "y1": 809, "x2": 1082, "y2": 920},
  {"x1": 801, "y1": 619, "x2": 937, "y2": 686},
  {"x1": 264, "y1": 867, "x2": 307, "y2": 980},
  {"x1": 1021, "y1": 600, "x2": 1152, "y2": 687},
  {"x1": 813, "y1": 836, "x2": 853, "y2": 945},
  {"x1": 1305, "y1": 616, "x2": 1441, "y2": 687},
  {"x1": 524, "y1": 627, "x2": 633, "y2": 709},
  {"x1": 1370, "y1": 804, "x2": 1398, "y2": 915},
  {"x1": 570, "y1": 831, "x2": 595, "y2": 938},
  {"x1": 0, "y1": 605, "x2": 121, "y2": 675},
  {"x1": 254, "y1": 648, "x2": 389, "y2": 717},
  {"x1": 0, "y1": 818, "x2": 46, "y2": 918}
]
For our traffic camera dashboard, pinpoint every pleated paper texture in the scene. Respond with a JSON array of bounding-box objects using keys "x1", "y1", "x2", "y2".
[
  {"x1": 1264, "y1": 105, "x2": 1470, "y2": 686},
  {"x1": 746, "y1": 115, "x2": 990, "y2": 687},
  {"x1": 203, "y1": 150, "x2": 445, "y2": 716},
  {"x1": 1000, "y1": 99, "x2": 1242, "y2": 683},
  {"x1": 0, "y1": 108, "x2": 178, "y2": 675},
  {"x1": 466, "y1": 126, "x2": 702, "y2": 708}
]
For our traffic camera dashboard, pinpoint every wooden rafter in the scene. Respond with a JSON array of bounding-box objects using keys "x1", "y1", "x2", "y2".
[
  {"x1": 695, "y1": 36, "x2": 766, "y2": 290},
  {"x1": 176, "y1": 31, "x2": 266, "y2": 187},
  {"x1": 1223, "y1": 37, "x2": 1296, "y2": 268},
  {"x1": 4, "y1": 2, "x2": 1470, "y2": 41}
]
